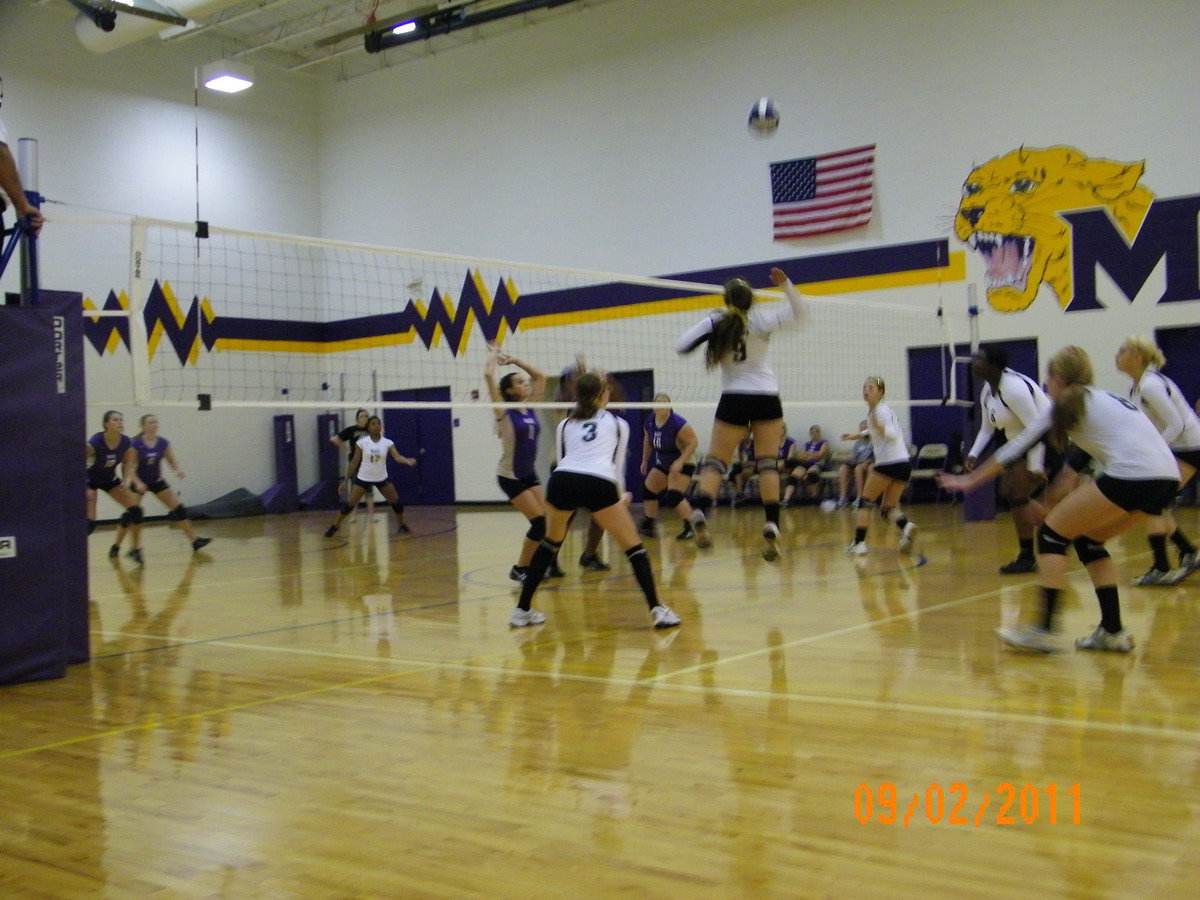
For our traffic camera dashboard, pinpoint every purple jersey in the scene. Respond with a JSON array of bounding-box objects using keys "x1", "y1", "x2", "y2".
[
  {"x1": 778, "y1": 436, "x2": 798, "y2": 461},
  {"x1": 803, "y1": 438, "x2": 828, "y2": 461},
  {"x1": 132, "y1": 435, "x2": 170, "y2": 484},
  {"x1": 87, "y1": 432, "x2": 131, "y2": 482},
  {"x1": 645, "y1": 411, "x2": 688, "y2": 469},
  {"x1": 498, "y1": 408, "x2": 540, "y2": 479}
]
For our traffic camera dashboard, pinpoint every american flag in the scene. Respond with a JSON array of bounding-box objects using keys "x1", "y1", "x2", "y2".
[{"x1": 770, "y1": 145, "x2": 876, "y2": 239}]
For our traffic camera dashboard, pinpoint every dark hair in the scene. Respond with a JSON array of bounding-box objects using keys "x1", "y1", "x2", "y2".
[
  {"x1": 980, "y1": 345, "x2": 1008, "y2": 370},
  {"x1": 705, "y1": 278, "x2": 754, "y2": 369},
  {"x1": 570, "y1": 372, "x2": 606, "y2": 420},
  {"x1": 356, "y1": 408, "x2": 369, "y2": 422},
  {"x1": 366, "y1": 415, "x2": 383, "y2": 430},
  {"x1": 102, "y1": 410, "x2": 122, "y2": 427},
  {"x1": 499, "y1": 372, "x2": 521, "y2": 400}
]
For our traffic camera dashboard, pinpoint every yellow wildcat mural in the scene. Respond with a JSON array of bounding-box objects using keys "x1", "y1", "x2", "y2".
[{"x1": 955, "y1": 146, "x2": 1155, "y2": 311}]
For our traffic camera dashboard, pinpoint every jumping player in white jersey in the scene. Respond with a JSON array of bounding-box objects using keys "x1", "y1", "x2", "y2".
[
  {"x1": 1116, "y1": 335, "x2": 1200, "y2": 585},
  {"x1": 675, "y1": 267, "x2": 805, "y2": 561},
  {"x1": 965, "y1": 346, "x2": 1053, "y2": 574},
  {"x1": 842, "y1": 377, "x2": 918, "y2": 555},
  {"x1": 509, "y1": 372, "x2": 681, "y2": 630},
  {"x1": 940, "y1": 345, "x2": 1181, "y2": 654},
  {"x1": 324, "y1": 416, "x2": 416, "y2": 538}
]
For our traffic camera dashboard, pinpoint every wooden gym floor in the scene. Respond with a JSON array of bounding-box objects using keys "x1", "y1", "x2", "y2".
[{"x1": 2, "y1": 502, "x2": 1198, "y2": 897}]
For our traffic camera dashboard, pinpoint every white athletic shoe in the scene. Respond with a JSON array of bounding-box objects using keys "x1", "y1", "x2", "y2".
[
  {"x1": 995, "y1": 624, "x2": 1058, "y2": 653},
  {"x1": 844, "y1": 541, "x2": 868, "y2": 556},
  {"x1": 651, "y1": 605, "x2": 682, "y2": 629},
  {"x1": 690, "y1": 510, "x2": 711, "y2": 549},
  {"x1": 1130, "y1": 568, "x2": 1170, "y2": 586},
  {"x1": 1074, "y1": 625, "x2": 1134, "y2": 653},
  {"x1": 508, "y1": 607, "x2": 546, "y2": 628},
  {"x1": 898, "y1": 522, "x2": 917, "y2": 552},
  {"x1": 761, "y1": 522, "x2": 780, "y2": 561}
]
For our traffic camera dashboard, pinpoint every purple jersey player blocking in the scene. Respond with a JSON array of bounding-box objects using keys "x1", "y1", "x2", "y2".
[{"x1": 483, "y1": 345, "x2": 552, "y2": 582}]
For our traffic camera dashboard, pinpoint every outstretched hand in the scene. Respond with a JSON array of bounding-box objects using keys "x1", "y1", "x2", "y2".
[
  {"x1": 936, "y1": 471, "x2": 972, "y2": 494},
  {"x1": 769, "y1": 267, "x2": 788, "y2": 287}
]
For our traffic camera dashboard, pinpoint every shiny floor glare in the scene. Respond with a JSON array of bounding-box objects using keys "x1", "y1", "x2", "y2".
[{"x1": 0, "y1": 503, "x2": 1196, "y2": 897}]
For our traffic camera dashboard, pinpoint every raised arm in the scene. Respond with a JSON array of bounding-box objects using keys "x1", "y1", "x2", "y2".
[
  {"x1": 675, "y1": 314, "x2": 716, "y2": 354},
  {"x1": 768, "y1": 267, "x2": 807, "y2": 328},
  {"x1": 483, "y1": 344, "x2": 505, "y2": 412},
  {"x1": 502, "y1": 352, "x2": 547, "y2": 403},
  {"x1": 0, "y1": 140, "x2": 43, "y2": 236}
]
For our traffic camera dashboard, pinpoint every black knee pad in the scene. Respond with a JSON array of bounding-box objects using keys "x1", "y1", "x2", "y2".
[
  {"x1": 786, "y1": 474, "x2": 801, "y2": 488},
  {"x1": 1006, "y1": 496, "x2": 1030, "y2": 510},
  {"x1": 661, "y1": 489, "x2": 685, "y2": 509},
  {"x1": 391, "y1": 502, "x2": 404, "y2": 515},
  {"x1": 167, "y1": 504, "x2": 188, "y2": 522},
  {"x1": 526, "y1": 515, "x2": 546, "y2": 542},
  {"x1": 755, "y1": 456, "x2": 779, "y2": 474},
  {"x1": 339, "y1": 502, "x2": 352, "y2": 515},
  {"x1": 1037, "y1": 524, "x2": 1071, "y2": 556},
  {"x1": 127, "y1": 505, "x2": 144, "y2": 525},
  {"x1": 118, "y1": 509, "x2": 134, "y2": 527},
  {"x1": 859, "y1": 498, "x2": 880, "y2": 511},
  {"x1": 805, "y1": 470, "x2": 821, "y2": 484},
  {"x1": 641, "y1": 479, "x2": 658, "y2": 499},
  {"x1": 1073, "y1": 536, "x2": 1111, "y2": 565}
]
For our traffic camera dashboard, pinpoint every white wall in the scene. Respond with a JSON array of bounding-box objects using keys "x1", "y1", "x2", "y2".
[{"x1": 2, "y1": 0, "x2": 1197, "y2": 511}]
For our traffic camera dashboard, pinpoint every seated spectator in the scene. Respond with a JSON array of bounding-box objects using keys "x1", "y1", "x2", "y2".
[{"x1": 788, "y1": 425, "x2": 830, "y2": 504}]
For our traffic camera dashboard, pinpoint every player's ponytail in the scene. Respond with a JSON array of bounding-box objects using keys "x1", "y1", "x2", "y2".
[
  {"x1": 1047, "y1": 346, "x2": 1094, "y2": 449},
  {"x1": 705, "y1": 278, "x2": 753, "y2": 369},
  {"x1": 570, "y1": 372, "x2": 605, "y2": 420}
]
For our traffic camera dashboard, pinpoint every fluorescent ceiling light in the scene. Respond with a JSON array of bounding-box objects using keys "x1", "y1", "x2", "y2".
[
  {"x1": 201, "y1": 59, "x2": 254, "y2": 93},
  {"x1": 392, "y1": 21, "x2": 418, "y2": 35}
]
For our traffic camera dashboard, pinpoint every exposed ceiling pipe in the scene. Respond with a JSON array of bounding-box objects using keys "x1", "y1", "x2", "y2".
[{"x1": 74, "y1": 0, "x2": 248, "y2": 52}]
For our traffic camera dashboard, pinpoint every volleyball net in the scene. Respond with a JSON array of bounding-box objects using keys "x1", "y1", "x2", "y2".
[{"x1": 69, "y1": 213, "x2": 966, "y2": 414}]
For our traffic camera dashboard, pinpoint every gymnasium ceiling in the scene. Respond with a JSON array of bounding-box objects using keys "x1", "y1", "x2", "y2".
[{"x1": 45, "y1": 0, "x2": 621, "y2": 83}]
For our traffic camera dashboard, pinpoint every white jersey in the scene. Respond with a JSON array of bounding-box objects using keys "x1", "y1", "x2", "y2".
[
  {"x1": 968, "y1": 368, "x2": 1052, "y2": 471},
  {"x1": 675, "y1": 281, "x2": 804, "y2": 394},
  {"x1": 355, "y1": 435, "x2": 394, "y2": 482},
  {"x1": 996, "y1": 387, "x2": 1178, "y2": 481},
  {"x1": 866, "y1": 401, "x2": 910, "y2": 465},
  {"x1": 554, "y1": 409, "x2": 629, "y2": 490},
  {"x1": 1129, "y1": 370, "x2": 1200, "y2": 451}
]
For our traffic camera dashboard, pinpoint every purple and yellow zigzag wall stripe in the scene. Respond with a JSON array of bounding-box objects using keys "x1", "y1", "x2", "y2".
[{"x1": 82, "y1": 239, "x2": 960, "y2": 363}]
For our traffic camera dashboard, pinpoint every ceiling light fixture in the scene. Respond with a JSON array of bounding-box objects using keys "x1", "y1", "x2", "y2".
[{"x1": 201, "y1": 59, "x2": 254, "y2": 94}]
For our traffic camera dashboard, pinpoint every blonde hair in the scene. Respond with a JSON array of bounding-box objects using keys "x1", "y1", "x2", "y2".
[
  {"x1": 864, "y1": 376, "x2": 886, "y2": 396},
  {"x1": 1048, "y1": 346, "x2": 1094, "y2": 449},
  {"x1": 1121, "y1": 335, "x2": 1166, "y2": 370}
]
